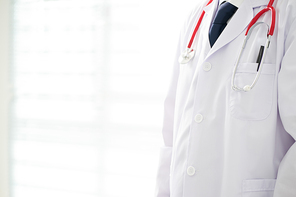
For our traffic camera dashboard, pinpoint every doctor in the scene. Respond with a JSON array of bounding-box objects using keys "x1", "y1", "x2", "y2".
[{"x1": 155, "y1": 0, "x2": 296, "y2": 197}]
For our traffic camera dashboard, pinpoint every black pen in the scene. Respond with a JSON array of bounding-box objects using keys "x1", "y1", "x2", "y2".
[{"x1": 256, "y1": 45, "x2": 264, "y2": 71}]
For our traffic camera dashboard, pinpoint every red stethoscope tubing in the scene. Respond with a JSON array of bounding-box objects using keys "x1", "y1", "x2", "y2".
[
  {"x1": 245, "y1": 0, "x2": 276, "y2": 36},
  {"x1": 187, "y1": 0, "x2": 213, "y2": 49},
  {"x1": 187, "y1": 0, "x2": 276, "y2": 49}
]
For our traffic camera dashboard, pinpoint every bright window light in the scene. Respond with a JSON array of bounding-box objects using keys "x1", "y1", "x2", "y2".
[{"x1": 10, "y1": 0, "x2": 198, "y2": 196}]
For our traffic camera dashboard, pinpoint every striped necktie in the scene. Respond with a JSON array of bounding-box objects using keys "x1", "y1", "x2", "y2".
[{"x1": 209, "y1": 1, "x2": 238, "y2": 47}]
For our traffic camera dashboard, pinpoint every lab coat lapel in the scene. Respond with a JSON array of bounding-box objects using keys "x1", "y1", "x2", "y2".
[
  {"x1": 202, "y1": 0, "x2": 219, "y2": 32},
  {"x1": 205, "y1": 0, "x2": 269, "y2": 59},
  {"x1": 199, "y1": 0, "x2": 219, "y2": 55},
  {"x1": 203, "y1": 0, "x2": 218, "y2": 14}
]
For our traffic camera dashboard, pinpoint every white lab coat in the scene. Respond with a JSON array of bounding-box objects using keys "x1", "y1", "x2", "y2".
[{"x1": 155, "y1": 0, "x2": 296, "y2": 197}]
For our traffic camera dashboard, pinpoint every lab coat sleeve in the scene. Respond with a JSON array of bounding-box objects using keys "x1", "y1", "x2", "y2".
[
  {"x1": 154, "y1": 34, "x2": 181, "y2": 197},
  {"x1": 274, "y1": 1, "x2": 296, "y2": 196}
]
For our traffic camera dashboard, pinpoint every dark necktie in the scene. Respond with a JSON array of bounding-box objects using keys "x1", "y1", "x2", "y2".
[{"x1": 209, "y1": 1, "x2": 238, "y2": 47}]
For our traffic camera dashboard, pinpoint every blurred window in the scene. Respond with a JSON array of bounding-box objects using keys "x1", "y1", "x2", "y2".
[{"x1": 10, "y1": 0, "x2": 193, "y2": 196}]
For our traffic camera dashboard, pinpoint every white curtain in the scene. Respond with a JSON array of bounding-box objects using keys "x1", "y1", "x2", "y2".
[{"x1": 10, "y1": 0, "x2": 196, "y2": 196}]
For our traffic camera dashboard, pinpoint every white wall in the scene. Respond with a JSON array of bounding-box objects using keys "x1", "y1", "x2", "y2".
[{"x1": 0, "y1": 0, "x2": 11, "y2": 196}]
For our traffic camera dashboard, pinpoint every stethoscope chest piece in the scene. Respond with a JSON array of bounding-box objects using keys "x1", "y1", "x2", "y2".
[{"x1": 179, "y1": 48, "x2": 195, "y2": 64}]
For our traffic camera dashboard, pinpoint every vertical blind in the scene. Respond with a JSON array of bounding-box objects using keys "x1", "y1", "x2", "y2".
[{"x1": 10, "y1": 0, "x2": 193, "y2": 196}]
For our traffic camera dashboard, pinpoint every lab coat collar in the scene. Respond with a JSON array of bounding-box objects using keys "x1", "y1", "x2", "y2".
[
  {"x1": 249, "y1": 0, "x2": 271, "y2": 8},
  {"x1": 203, "y1": 0, "x2": 218, "y2": 14},
  {"x1": 205, "y1": 0, "x2": 270, "y2": 60},
  {"x1": 216, "y1": 0, "x2": 270, "y2": 8}
]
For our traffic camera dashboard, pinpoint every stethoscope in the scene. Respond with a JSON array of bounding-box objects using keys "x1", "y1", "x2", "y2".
[{"x1": 179, "y1": 0, "x2": 276, "y2": 92}]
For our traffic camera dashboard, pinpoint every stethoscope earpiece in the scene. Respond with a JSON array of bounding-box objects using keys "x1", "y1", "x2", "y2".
[{"x1": 243, "y1": 85, "x2": 251, "y2": 92}]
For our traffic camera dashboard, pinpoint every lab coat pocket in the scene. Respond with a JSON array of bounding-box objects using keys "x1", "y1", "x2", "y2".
[
  {"x1": 230, "y1": 63, "x2": 276, "y2": 121},
  {"x1": 242, "y1": 179, "x2": 276, "y2": 197}
]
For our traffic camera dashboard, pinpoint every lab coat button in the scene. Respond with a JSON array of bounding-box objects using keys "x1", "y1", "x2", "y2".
[
  {"x1": 203, "y1": 62, "x2": 212, "y2": 71},
  {"x1": 187, "y1": 166, "x2": 196, "y2": 176},
  {"x1": 195, "y1": 114, "x2": 204, "y2": 123}
]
